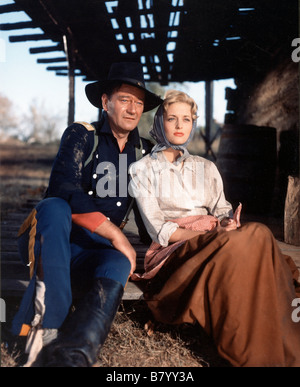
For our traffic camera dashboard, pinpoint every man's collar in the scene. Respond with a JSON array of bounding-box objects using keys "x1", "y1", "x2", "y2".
[{"x1": 99, "y1": 111, "x2": 141, "y2": 147}]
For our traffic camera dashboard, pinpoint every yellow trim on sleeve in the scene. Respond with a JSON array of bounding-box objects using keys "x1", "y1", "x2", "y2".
[{"x1": 18, "y1": 209, "x2": 38, "y2": 279}]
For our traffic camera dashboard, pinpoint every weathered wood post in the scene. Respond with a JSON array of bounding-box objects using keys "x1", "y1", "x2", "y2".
[
  {"x1": 205, "y1": 80, "x2": 214, "y2": 157},
  {"x1": 68, "y1": 65, "x2": 75, "y2": 126},
  {"x1": 64, "y1": 35, "x2": 75, "y2": 126},
  {"x1": 284, "y1": 176, "x2": 300, "y2": 246}
]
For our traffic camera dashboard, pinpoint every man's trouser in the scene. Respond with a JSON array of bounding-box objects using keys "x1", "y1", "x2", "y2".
[{"x1": 12, "y1": 197, "x2": 131, "y2": 336}]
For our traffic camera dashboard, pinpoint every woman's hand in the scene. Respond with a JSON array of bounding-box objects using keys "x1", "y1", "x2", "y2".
[
  {"x1": 220, "y1": 218, "x2": 239, "y2": 231},
  {"x1": 219, "y1": 204, "x2": 242, "y2": 231},
  {"x1": 95, "y1": 219, "x2": 137, "y2": 276}
]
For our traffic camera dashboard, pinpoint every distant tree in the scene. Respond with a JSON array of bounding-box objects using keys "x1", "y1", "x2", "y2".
[
  {"x1": 0, "y1": 93, "x2": 19, "y2": 138},
  {"x1": 0, "y1": 94, "x2": 64, "y2": 143},
  {"x1": 22, "y1": 99, "x2": 63, "y2": 143}
]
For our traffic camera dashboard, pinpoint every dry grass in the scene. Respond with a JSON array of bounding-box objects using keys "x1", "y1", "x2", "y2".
[
  {"x1": 0, "y1": 140, "x2": 58, "y2": 217},
  {"x1": 97, "y1": 301, "x2": 228, "y2": 367},
  {"x1": 0, "y1": 140, "x2": 229, "y2": 368},
  {"x1": 1, "y1": 297, "x2": 228, "y2": 368}
]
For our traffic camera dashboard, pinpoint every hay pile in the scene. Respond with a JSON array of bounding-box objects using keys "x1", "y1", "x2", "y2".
[{"x1": 1, "y1": 299, "x2": 229, "y2": 367}]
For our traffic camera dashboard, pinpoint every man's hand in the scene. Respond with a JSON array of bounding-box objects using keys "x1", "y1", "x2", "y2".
[{"x1": 94, "y1": 219, "x2": 137, "y2": 275}]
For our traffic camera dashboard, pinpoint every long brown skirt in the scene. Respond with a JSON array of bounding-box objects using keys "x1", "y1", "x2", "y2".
[{"x1": 143, "y1": 222, "x2": 300, "y2": 367}]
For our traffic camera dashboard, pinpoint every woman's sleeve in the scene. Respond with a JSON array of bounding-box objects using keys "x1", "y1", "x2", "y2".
[
  {"x1": 207, "y1": 162, "x2": 233, "y2": 220},
  {"x1": 129, "y1": 161, "x2": 179, "y2": 247}
]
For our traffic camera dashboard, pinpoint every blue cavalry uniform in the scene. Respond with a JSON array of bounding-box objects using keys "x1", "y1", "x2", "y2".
[{"x1": 12, "y1": 112, "x2": 152, "y2": 337}]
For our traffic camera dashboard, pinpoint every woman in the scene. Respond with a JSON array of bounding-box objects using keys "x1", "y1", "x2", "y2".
[{"x1": 129, "y1": 90, "x2": 300, "y2": 367}]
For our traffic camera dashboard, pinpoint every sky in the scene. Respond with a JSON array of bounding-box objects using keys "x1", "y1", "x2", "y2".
[{"x1": 0, "y1": 2, "x2": 236, "y2": 137}]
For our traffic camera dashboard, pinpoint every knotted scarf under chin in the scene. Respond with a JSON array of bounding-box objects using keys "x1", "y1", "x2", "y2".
[{"x1": 149, "y1": 105, "x2": 197, "y2": 165}]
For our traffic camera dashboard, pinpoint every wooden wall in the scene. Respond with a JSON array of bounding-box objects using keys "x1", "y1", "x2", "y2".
[
  {"x1": 227, "y1": 59, "x2": 299, "y2": 148},
  {"x1": 224, "y1": 58, "x2": 299, "y2": 214}
]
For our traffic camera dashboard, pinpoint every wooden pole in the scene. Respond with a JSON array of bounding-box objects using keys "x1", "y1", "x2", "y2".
[
  {"x1": 205, "y1": 80, "x2": 214, "y2": 157},
  {"x1": 284, "y1": 176, "x2": 300, "y2": 246},
  {"x1": 68, "y1": 65, "x2": 75, "y2": 126},
  {"x1": 64, "y1": 36, "x2": 75, "y2": 126}
]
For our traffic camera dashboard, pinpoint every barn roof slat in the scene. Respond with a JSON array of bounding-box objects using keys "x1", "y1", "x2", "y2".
[{"x1": 3, "y1": 0, "x2": 298, "y2": 84}]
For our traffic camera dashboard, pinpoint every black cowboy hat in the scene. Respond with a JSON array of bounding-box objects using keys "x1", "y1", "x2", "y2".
[{"x1": 85, "y1": 62, "x2": 163, "y2": 112}]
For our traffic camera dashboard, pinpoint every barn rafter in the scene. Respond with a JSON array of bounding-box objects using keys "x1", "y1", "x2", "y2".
[{"x1": 1, "y1": 0, "x2": 297, "y2": 83}]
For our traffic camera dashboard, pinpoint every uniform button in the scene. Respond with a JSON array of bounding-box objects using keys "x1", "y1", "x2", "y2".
[
  {"x1": 107, "y1": 217, "x2": 110, "y2": 221},
  {"x1": 142, "y1": 149, "x2": 146, "y2": 154},
  {"x1": 116, "y1": 201, "x2": 122, "y2": 207},
  {"x1": 88, "y1": 191, "x2": 93, "y2": 196},
  {"x1": 93, "y1": 173, "x2": 97, "y2": 179},
  {"x1": 96, "y1": 154, "x2": 99, "y2": 159}
]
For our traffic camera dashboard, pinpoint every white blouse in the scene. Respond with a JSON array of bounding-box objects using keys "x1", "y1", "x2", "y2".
[{"x1": 129, "y1": 151, "x2": 233, "y2": 247}]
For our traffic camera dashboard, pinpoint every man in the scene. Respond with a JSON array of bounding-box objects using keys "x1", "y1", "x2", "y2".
[{"x1": 12, "y1": 62, "x2": 162, "y2": 367}]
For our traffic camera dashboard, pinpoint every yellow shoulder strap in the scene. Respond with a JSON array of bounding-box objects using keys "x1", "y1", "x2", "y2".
[{"x1": 74, "y1": 121, "x2": 95, "y2": 131}]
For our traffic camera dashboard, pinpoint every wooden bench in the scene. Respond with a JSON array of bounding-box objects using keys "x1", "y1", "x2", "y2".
[
  {"x1": 2, "y1": 200, "x2": 300, "y2": 301},
  {"x1": 1, "y1": 200, "x2": 148, "y2": 301}
]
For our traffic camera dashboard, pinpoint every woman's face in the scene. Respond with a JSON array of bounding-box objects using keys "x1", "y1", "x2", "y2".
[{"x1": 163, "y1": 102, "x2": 193, "y2": 145}]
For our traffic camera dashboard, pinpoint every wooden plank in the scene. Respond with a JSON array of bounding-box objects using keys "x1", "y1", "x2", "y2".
[
  {"x1": 124, "y1": 281, "x2": 144, "y2": 300},
  {"x1": 0, "y1": 21, "x2": 39, "y2": 30},
  {"x1": 1, "y1": 261, "x2": 29, "y2": 281},
  {"x1": 1, "y1": 279, "x2": 29, "y2": 297},
  {"x1": 0, "y1": 3, "x2": 22, "y2": 13},
  {"x1": 0, "y1": 241, "x2": 18, "y2": 251},
  {"x1": 46, "y1": 66, "x2": 69, "y2": 71},
  {"x1": 29, "y1": 44, "x2": 64, "y2": 54},
  {"x1": 37, "y1": 57, "x2": 67, "y2": 64},
  {"x1": 1, "y1": 252, "x2": 23, "y2": 261},
  {"x1": 1, "y1": 279, "x2": 144, "y2": 300},
  {"x1": 1, "y1": 230, "x2": 20, "y2": 238},
  {"x1": 9, "y1": 34, "x2": 53, "y2": 43}
]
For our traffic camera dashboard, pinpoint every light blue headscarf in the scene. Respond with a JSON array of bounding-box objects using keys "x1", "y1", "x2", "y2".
[{"x1": 149, "y1": 104, "x2": 197, "y2": 165}]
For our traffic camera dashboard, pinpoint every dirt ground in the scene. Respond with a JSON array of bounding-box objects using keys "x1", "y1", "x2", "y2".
[{"x1": 0, "y1": 140, "x2": 229, "y2": 368}]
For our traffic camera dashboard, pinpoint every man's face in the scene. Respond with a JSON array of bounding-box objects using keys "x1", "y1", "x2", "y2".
[{"x1": 102, "y1": 84, "x2": 145, "y2": 135}]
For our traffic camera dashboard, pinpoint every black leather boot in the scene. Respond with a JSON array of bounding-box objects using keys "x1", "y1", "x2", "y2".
[{"x1": 41, "y1": 277, "x2": 124, "y2": 367}]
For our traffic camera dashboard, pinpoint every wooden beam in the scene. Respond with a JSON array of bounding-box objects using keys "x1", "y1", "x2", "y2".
[
  {"x1": 0, "y1": 21, "x2": 39, "y2": 30},
  {"x1": 0, "y1": 4, "x2": 22, "y2": 14},
  {"x1": 68, "y1": 66, "x2": 75, "y2": 125},
  {"x1": 29, "y1": 44, "x2": 63, "y2": 54},
  {"x1": 37, "y1": 57, "x2": 67, "y2": 64},
  {"x1": 65, "y1": 36, "x2": 76, "y2": 126},
  {"x1": 1, "y1": 279, "x2": 144, "y2": 300},
  {"x1": 56, "y1": 72, "x2": 82, "y2": 77},
  {"x1": 205, "y1": 80, "x2": 214, "y2": 157},
  {"x1": 9, "y1": 34, "x2": 54, "y2": 43},
  {"x1": 46, "y1": 66, "x2": 68, "y2": 71}
]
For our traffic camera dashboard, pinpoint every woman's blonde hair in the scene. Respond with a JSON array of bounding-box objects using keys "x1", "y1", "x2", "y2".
[{"x1": 163, "y1": 90, "x2": 198, "y2": 121}]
